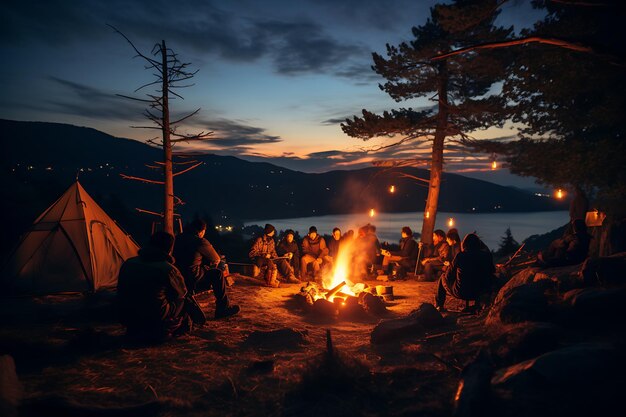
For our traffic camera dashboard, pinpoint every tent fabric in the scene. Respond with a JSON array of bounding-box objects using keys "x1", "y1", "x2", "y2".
[{"x1": 3, "y1": 182, "x2": 139, "y2": 294}]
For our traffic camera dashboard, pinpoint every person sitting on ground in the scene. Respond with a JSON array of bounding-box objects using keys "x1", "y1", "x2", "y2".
[
  {"x1": 446, "y1": 228, "x2": 461, "y2": 262},
  {"x1": 353, "y1": 224, "x2": 382, "y2": 279},
  {"x1": 420, "y1": 229, "x2": 451, "y2": 281},
  {"x1": 381, "y1": 226, "x2": 418, "y2": 280},
  {"x1": 536, "y1": 219, "x2": 591, "y2": 268},
  {"x1": 277, "y1": 229, "x2": 301, "y2": 279},
  {"x1": 434, "y1": 233, "x2": 495, "y2": 313},
  {"x1": 173, "y1": 219, "x2": 240, "y2": 319},
  {"x1": 250, "y1": 224, "x2": 299, "y2": 286},
  {"x1": 301, "y1": 226, "x2": 331, "y2": 281},
  {"x1": 327, "y1": 227, "x2": 342, "y2": 262},
  {"x1": 117, "y1": 231, "x2": 192, "y2": 342}
]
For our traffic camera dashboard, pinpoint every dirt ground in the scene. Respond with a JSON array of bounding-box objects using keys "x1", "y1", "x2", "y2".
[{"x1": 0, "y1": 277, "x2": 485, "y2": 417}]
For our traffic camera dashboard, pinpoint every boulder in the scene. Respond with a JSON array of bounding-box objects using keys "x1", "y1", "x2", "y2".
[
  {"x1": 581, "y1": 253, "x2": 626, "y2": 287},
  {"x1": 488, "y1": 322, "x2": 561, "y2": 366},
  {"x1": 491, "y1": 343, "x2": 623, "y2": 417},
  {"x1": 562, "y1": 287, "x2": 626, "y2": 320},
  {"x1": 370, "y1": 303, "x2": 443, "y2": 345},
  {"x1": 243, "y1": 328, "x2": 308, "y2": 350},
  {"x1": 0, "y1": 356, "x2": 22, "y2": 417},
  {"x1": 493, "y1": 268, "x2": 538, "y2": 306},
  {"x1": 454, "y1": 350, "x2": 493, "y2": 417},
  {"x1": 487, "y1": 282, "x2": 554, "y2": 325},
  {"x1": 532, "y1": 264, "x2": 583, "y2": 292}
]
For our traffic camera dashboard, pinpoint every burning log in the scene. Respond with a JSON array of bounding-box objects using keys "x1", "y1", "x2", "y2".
[
  {"x1": 313, "y1": 299, "x2": 337, "y2": 317},
  {"x1": 325, "y1": 281, "x2": 347, "y2": 300}
]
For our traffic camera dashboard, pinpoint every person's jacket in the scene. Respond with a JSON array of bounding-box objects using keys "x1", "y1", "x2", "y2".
[
  {"x1": 117, "y1": 246, "x2": 187, "y2": 329},
  {"x1": 393, "y1": 237, "x2": 418, "y2": 261},
  {"x1": 445, "y1": 249, "x2": 495, "y2": 300},
  {"x1": 449, "y1": 242, "x2": 461, "y2": 262},
  {"x1": 426, "y1": 241, "x2": 451, "y2": 265},
  {"x1": 277, "y1": 239, "x2": 300, "y2": 259},
  {"x1": 249, "y1": 235, "x2": 278, "y2": 259},
  {"x1": 564, "y1": 231, "x2": 591, "y2": 264},
  {"x1": 328, "y1": 237, "x2": 341, "y2": 259},
  {"x1": 302, "y1": 235, "x2": 328, "y2": 258},
  {"x1": 173, "y1": 232, "x2": 220, "y2": 281}
]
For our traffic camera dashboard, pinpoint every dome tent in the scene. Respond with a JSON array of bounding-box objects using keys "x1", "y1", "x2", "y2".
[{"x1": 3, "y1": 181, "x2": 139, "y2": 294}]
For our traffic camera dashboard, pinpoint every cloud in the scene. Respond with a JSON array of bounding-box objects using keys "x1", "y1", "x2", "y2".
[{"x1": 29, "y1": 76, "x2": 145, "y2": 120}]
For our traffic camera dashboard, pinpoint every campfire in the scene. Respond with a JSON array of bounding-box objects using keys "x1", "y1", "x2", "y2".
[{"x1": 296, "y1": 240, "x2": 389, "y2": 317}]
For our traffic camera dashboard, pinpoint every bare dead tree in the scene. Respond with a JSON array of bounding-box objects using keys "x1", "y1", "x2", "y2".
[{"x1": 110, "y1": 25, "x2": 212, "y2": 234}]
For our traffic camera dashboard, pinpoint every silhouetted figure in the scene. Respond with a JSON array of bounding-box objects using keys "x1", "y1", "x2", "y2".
[
  {"x1": 570, "y1": 186, "x2": 589, "y2": 223},
  {"x1": 420, "y1": 229, "x2": 451, "y2": 281},
  {"x1": 277, "y1": 229, "x2": 301, "y2": 279},
  {"x1": 381, "y1": 226, "x2": 418, "y2": 279},
  {"x1": 435, "y1": 233, "x2": 495, "y2": 312},
  {"x1": 537, "y1": 219, "x2": 591, "y2": 268},
  {"x1": 173, "y1": 219, "x2": 239, "y2": 319},
  {"x1": 117, "y1": 231, "x2": 190, "y2": 342},
  {"x1": 250, "y1": 224, "x2": 298, "y2": 286},
  {"x1": 446, "y1": 228, "x2": 461, "y2": 261}
]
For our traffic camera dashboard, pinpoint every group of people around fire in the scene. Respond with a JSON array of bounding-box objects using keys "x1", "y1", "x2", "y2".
[{"x1": 117, "y1": 212, "x2": 592, "y2": 343}]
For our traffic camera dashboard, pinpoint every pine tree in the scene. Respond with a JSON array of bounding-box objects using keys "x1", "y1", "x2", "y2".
[
  {"x1": 341, "y1": 1, "x2": 512, "y2": 246},
  {"x1": 496, "y1": 227, "x2": 520, "y2": 257},
  {"x1": 462, "y1": 1, "x2": 626, "y2": 218}
]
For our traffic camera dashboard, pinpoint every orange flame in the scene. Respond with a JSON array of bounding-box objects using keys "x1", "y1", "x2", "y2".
[
  {"x1": 369, "y1": 208, "x2": 375, "y2": 217},
  {"x1": 491, "y1": 160, "x2": 497, "y2": 170},
  {"x1": 324, "y1": 240, "x2": 356, "y2": 298}
]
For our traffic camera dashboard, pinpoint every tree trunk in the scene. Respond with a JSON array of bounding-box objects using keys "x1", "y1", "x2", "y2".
[
  {"x1": 420, "y1": 62, "x2": 448, "y2": 246},
  {"x1": 161, "y1": 40, "x2": 174, "y2": 235}
]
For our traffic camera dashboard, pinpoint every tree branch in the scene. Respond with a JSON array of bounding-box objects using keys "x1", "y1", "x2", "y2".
[
  {"x1": 173, "y1": 161, "x2": 203, "y2": 177},
  {"x1": 120, "y1": 173, "x2": 164, "y2": 184}
]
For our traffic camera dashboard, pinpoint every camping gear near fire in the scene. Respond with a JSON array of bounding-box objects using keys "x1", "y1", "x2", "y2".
[{"x1": 296, "y1": 281, "x2": 387, "y2": 318}]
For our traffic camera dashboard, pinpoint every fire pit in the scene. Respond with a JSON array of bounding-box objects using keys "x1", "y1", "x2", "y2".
[{"x1": 295, "y1": 241, "x2": 389, "y2": 318}]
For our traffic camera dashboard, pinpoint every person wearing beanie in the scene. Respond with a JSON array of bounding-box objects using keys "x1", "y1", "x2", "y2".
[
  {"x1": 173, "y1": 219, "x2": 240, "y2": 320},
  {"x1": 301, "y1": 225, "x2": 331, "y2": 281},
  {"x1": 381, "y1": 226, "x2": 418, "y2": 280},
  {"x1": 249, "y1": 224, "x2": 299, "y2": 286},
  {"x1": 277, "y1": 229, "x2": 301, "y2": 279}
]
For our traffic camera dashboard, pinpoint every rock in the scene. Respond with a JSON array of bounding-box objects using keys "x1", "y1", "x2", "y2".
[
  {"x1": 312, "y1": 298, "x2": 337, "y2": 317},
  {"x1": 493, "y1": 268, "x2": 538, "y2": 306},
  {"x1": 491, "y1": 343, "x2": 622, "y2": 417},
  {"x1": 0, "y1": 356, "x2": 22, "y2": 417},
  {"x1": 489, "y1": 322, "x2": 561, "y2": 366},
  {"x1": 562, "y1": 287, "x2": 626, "y2": 320},
  {"x1": 408, "y1": 303, "x2": 446, "y2": 329},
  {"x1": 486, "y1": 281, "x2": 553, "y2": 325},
  {"x1": 370, "y1": 303, "x2": 443, "y2": 345},
  {"x1": 360, "y1": 292, "x2": 387, "y2": 315},
  {"x1": 454, "y1": 350, "x2": 493, "y2": 417},
  {"x1": 493, "y1": 342, "x2": 618, "y2": 389},
  {"x1": 243, "y1": 328, "x2": 308, "y2": 350},
  {"x1": 532, "y1": 264, "x2": 582, "y2": 292},
  {"x1": 581, "y1": 253, "x2": 626, "y2": 287}
]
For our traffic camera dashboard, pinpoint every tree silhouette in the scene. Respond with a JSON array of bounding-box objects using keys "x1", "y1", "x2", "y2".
[
  {"x1": 496, "y1": 227, "x2": 520, "y2": 257},
  {"x1": 342, "y1": 0, "x2": 512, "y2": 246},
  {"x1": 111, "y1": 26, "x2": 212, "y2": 234}
]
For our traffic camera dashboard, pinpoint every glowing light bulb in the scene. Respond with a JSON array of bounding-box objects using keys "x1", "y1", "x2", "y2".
[
  {"x1": 448, "y1": 217, "x2": 455, "y2": 228},
  {"x1": 491, "y1": 160, "x2": 497, "y2": 170},
  {"x1": 369, "y1": 208, "x2": 375, "y2": 217},
  {"x1": 425, "y1": 211, "x2": 430, "y2": 219},
  {"x1": 556, "y1": 189, "x2": 564, "y2": 199},
  {"x1": 389, "y1": 185, "x2": 395, "y2": 193}
]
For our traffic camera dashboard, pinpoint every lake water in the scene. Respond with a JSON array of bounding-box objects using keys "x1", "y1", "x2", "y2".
[{"x1": 245, "y1": 211, "x2": 569, "y2": 251}]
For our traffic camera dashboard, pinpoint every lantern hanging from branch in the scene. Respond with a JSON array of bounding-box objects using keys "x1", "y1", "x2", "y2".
[
  {"x1": 448, "y1": 217, "x2": 455, "y2": 228},
  {"x1": 556, "y1": 189, "x2": 564, "y2": 199},
  {"x1": 369, "y1": 208, "x2": 376, "y2": 218},
  {"x1": 389, "y1": 185, "x2": 395, "y2": 193}
]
